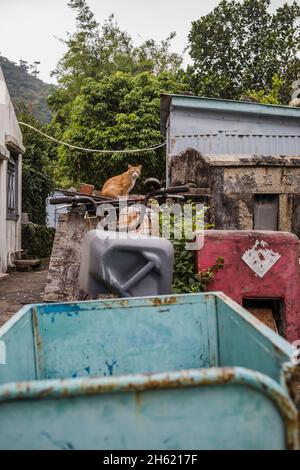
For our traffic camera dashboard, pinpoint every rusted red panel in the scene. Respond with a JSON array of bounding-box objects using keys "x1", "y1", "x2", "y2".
[{"x1": 196, "y1": 231, "x2": 300, "y2": 342}]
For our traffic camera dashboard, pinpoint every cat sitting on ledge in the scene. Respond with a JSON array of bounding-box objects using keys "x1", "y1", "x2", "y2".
[{"x1": 101, "y1": 164, "x2": 142, "y2": 198}]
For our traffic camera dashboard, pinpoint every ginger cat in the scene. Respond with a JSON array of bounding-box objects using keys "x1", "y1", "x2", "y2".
[{"x1": 101, "y1": 164, "x2": 142, "y2": 198}]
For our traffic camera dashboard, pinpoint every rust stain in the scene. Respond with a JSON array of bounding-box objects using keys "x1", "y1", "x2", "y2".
[
  {"x1": 2, "y1": 367, "x2": 299, "y2": 449},
  {"x1": 118, "y1": 300, "x2": 129, "y2": 307},
  {"x1": 37, "y1": 370, "x2": 239, "y2": 400},
  {"x1": 151, "y1": 297, "x2": 177, "y2": 306},
  {"x1": 120, "y1": 368, "x2": 235, "y2": 393},
  {"x1": 37, "y1": 387, "x2": 55, "y2": 398},
  {"x1": 269, "y1": 369, "x2": 300, "y2": 449},
  {"x1": 245, "y1": 367, "x2": 299, "y2": 449},
  {"x1": 284, "y1": 364, "x2": 300, "y2": 447},
  {"x1": 33, "y1": 307, "x2": 42, "y2": 353}
]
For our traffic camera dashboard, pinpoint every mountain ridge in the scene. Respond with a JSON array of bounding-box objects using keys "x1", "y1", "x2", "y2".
[{"x1": 0, "y1": 55, "x2": 54, "y2": 123}]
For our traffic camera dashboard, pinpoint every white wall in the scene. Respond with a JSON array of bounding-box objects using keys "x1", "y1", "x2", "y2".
[
  {"x1": 0, "y1": 157, "x2": 8, "y2": 272},
  {"x1": 0, "y1": 67, "x2": 24, "y2": 272},
  {"x1": 0, "y1": 70, "x2": 23, "y2": 150}
]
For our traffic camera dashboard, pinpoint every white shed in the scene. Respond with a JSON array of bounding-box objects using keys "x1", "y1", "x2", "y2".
[{"x1": 0, "y1": 66, "x2": 25, "y2": 275}]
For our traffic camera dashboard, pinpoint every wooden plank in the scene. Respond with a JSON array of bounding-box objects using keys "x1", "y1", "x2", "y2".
[{"x1": 247, "y1": 307, "x2": 278, "y2": 333}]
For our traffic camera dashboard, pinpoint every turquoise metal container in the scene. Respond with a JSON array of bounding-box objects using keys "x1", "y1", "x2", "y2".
[{"x1": 0, "y1": 292, "x2": 298, "y2": 450}]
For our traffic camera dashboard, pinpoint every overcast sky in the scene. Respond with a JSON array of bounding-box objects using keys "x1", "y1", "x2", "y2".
[{"x1": 0, "y1": 0, "x2": 297, "y2": 83}]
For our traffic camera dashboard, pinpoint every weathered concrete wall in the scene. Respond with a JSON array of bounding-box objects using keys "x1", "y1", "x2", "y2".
[
  {"x1": 223, "y1": 166, "x2": 300, "y2": 195},
  {"x1": 292, "y1": 196, "x2": 300, "y2": 237},
  {"x1": 279, "y1": 194, "x2": 293, "y2": 232},
  {"x1": 210, "y1": 168, "x2": 241, "y2": 230},
  {"x1": 168, "y1": 148, "x2": 300, "y2": 235},
  {"x1": 237, "y1": 197, "x2": 253, "y2": 230},
  {"x1": 44, "y1": 212, "x2": 98, "y2": 302},
  {"x1": 168, "y1": 148, "x2": 210, "y2": 187}
]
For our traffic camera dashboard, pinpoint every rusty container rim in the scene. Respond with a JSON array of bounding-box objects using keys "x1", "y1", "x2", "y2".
[{"x1": 0, "y1": 366, "x2": 298, "y2": 450}]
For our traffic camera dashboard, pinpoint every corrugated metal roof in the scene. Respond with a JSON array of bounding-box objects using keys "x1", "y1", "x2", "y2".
[
  {"x1": 160, "y1": 93, "x2": 300, "y2": 134},
  {"x1": 162, "y1": 93, "x2": 300, "y2": 160}
]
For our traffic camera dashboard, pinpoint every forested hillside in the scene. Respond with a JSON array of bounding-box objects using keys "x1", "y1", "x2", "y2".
[{"x1": 0, "y1": 55, "x2": 54, "y2": 123}]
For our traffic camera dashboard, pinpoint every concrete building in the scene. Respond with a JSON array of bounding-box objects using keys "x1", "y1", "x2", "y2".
[
  {"x1": 169, "y1": 148, "x2": 300, "y2": 235},
  {"x1": 0, "y1": 66, "x2": 25, "y2": 275},
  {"x1": 162, "y1": 94, "x2": 300, "y2": 235}
]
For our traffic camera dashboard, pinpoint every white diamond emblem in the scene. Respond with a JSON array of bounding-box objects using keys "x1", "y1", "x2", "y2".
[{"x1": 241, "y1": 240, "x2": 281, "y2": 278}]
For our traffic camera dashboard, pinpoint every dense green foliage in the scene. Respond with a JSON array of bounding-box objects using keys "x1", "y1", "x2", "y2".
[
  {"x1": 47, "y1": 0, "x2": 300, "y2": 189},
  {"x1": 47, "y1": 0, "x2": 186, "y2": 187},
  {"x1": 22, "y1": 224, "x2": 55, "y2": 258},
  {"x1": 3, "y1": 0, "x2": 299, "y2": 237},
  {"x1": 172, "y1": 233, "x2": 224, "y2": 294},
  {"x1": 164, "y1": 204, "x2": 222, "y2": 294},
  {"x1": 0, "y1": 56, "x2": 54, "y2": 123},
  {"x1": 55, "y1": 71, "x2": 187, "y2": 187},
  {"x1": 246, "y1": 74, "x2": 285, "y2": 104},
  {"x1": 49, "y1": 1, "x2": 183, "y2": 127},
  {"x1": 18, "y1": 108, "x2": 54, "y2": 224},
  {"x1": 187, "y1": 0, "x2": 300, "y2": 103},
  {"x1": 172, "y1": 236, "x2": 203, "y2": 294}
]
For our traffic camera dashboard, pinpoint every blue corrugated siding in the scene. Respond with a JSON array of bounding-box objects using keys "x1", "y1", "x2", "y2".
[
  {"x1": 166, "y1": 97, "x2": 300, "y2": 157},
  {"x1": 170, "y1": 132, "x2": 300, "y2": 155}
]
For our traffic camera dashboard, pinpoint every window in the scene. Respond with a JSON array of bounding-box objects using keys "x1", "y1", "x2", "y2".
[{"x1": 7, "y1": 154, "x2": 18, "y2": 221}]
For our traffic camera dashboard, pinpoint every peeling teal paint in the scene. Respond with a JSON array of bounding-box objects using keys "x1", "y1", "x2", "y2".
[{"x1": 0, "y1": 293, "x2": 298, "y2": 450}]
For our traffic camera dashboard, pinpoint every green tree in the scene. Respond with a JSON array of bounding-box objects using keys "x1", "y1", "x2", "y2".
[
  {"x1": 55, "y1": 71, "x2": 187, "y2": 187},
  {"x1": 187, "y1": 0, "x2": 300, "y2": 103},
  {"x1": 47, "y1": 0, "x2": 187, "y2": 188},
  {"x1": 49, "y1": 0, "x2": 183, "y2": 130},
  {"x1": 245, "y1": 73, "x2": 284, "y2": 104},
  {"x1": 17, "y1": 106, "x2": 54, "y2": 224}
]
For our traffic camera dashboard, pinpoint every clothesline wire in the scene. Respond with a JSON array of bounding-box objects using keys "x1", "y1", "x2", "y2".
[{"x1": 18, "y1": 121, "x2": 166, "y2": 154}]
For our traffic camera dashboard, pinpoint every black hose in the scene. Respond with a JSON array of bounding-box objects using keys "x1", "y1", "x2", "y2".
[{"x1": 50, "y1": 195, "x2": 97, "y2": 210}]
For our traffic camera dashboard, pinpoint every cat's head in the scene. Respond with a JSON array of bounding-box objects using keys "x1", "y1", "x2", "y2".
[{"x1": 128, "y1": 164, "x2": 142, "y2": 179}]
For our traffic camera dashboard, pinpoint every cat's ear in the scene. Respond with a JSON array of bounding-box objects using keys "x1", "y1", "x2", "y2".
[
  {"x1": 138, "y1": 165, "x2": 142, "y2": 171},
  {"x1": 128, "y1": 164, "x2": 133, "y2": 170}
]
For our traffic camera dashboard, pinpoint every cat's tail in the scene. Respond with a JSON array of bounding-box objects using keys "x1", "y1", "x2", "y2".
[{"x1": 92, "y1": 190, "x2": 104, "y2": 197}]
